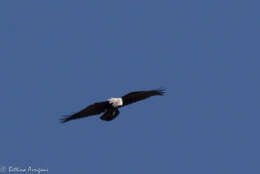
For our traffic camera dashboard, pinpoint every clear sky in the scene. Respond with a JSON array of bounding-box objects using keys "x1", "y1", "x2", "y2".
[{"x1": 1, "y1": 0, "x2": 259, "y2": 174}]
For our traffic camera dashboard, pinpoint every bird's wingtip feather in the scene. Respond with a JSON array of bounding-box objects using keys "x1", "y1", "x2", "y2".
[
  {"x1": 60, "y1": 115, "x2": 71, "y2": 124},
  {"x1": 156, "y1": 87, "x2": 166, "y2": 96}
]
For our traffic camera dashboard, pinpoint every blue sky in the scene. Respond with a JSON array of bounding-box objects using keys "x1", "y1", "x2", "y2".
[{"x1": 0, "y1": 0, "x2": 259, "y2": 173}]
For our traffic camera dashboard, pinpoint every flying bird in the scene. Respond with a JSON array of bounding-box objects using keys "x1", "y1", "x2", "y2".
[{"x1": 60, "y1": 88, "x2": 165, "y2": 123}]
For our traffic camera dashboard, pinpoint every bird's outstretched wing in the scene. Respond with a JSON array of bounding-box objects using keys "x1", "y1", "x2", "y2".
[
  {"x1": 60, "y1": 101, "x2": 109, "y2": 123},
  {"x1": 121, "y1": 88, "x2": 165, "y2": 107}
]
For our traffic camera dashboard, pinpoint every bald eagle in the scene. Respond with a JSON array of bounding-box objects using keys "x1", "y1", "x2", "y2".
[{"x1": 60, "y1": 88, "x2": 165, "y2": 123}]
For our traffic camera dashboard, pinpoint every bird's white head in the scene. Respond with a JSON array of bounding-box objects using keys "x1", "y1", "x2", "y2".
[{"x1": 108, "y1": 98, "x2": 123, "y2": 107}]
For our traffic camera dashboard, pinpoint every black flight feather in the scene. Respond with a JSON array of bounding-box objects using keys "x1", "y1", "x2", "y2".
[
  {"x1": 60, "y1": 101, "x2": 109, "y2": 123},
  {"x1": 121, "y1": 88, "x2": 165, "y2": 107}
]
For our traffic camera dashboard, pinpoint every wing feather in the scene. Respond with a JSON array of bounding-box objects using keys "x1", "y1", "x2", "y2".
[
  {"x1": 60, "y1": 101, "x2": 109, "y2": 123},
  {"x1": 121, "y1": 88, "x2": 165, "y2": 107}
]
